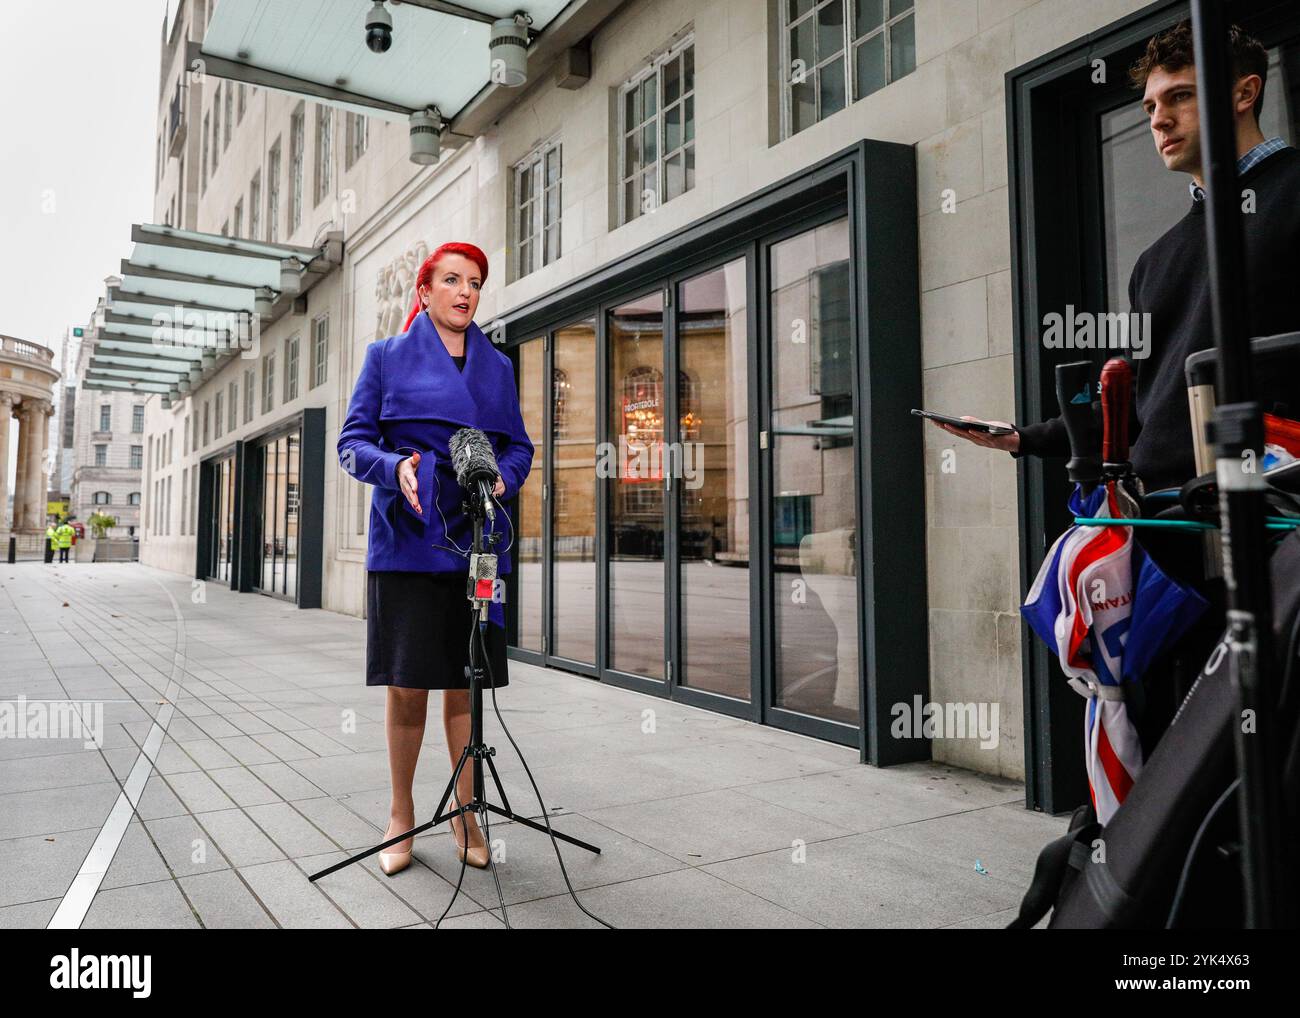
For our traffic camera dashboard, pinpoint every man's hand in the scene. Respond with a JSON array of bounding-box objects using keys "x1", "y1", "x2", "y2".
[
  {"x1": 931, "y1": 417, "x2": 1020, "y2": 453},
  {"x1": 397, "y1": 452, "x2": 422, "y2": 514}
]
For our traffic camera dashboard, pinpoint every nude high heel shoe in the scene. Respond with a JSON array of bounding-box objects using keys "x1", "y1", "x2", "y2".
[
  {"x1": 378, "y1": 820, "x2": 413, "y2": 876},
  {"x1": 452, "y1": 797, "x2": 490, "y2": 869}
]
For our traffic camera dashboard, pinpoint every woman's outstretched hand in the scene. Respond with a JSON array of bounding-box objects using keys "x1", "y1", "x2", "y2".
[
  {"x1": 397, "y1": 452, "x2": 422, "y2": 515},
  {"x1": 491, "y1": 476, "x2": 505, "y2": 498}
]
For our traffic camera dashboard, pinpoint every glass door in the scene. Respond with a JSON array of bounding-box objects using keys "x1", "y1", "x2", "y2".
[
  {"x1": 261, "y1": 438, "x2": 278, "y2": 592},
  {"x1": 252, "y1": 430, "x2": 301, "y2": 600},
  {"x1": 675, "y1": 257, "x2": 751, "y2": 701},
  {"x1": 607, "y1": 291, "x2": 666, "y2": 681},
  {"x1": 284, "y1": 433, "x2": 299, "y2": 600},
  {"x1": 550, "y1": 318, "x2": 597, "y2": 665},
  {"x1": 203, "y1": 456, "x2": 236, "y2": 584},
  {"x1": 516, "y1": 336, "x2": 545, "y2": 653},
  {"x1": 765, "y1": 216, "x2": 860, "y2": 728}
]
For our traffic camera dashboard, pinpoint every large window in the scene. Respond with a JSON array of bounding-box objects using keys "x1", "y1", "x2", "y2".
[
  {"x1": 130, "y1": 445, "x2": 143, "y2": 470},
  {"x1": 618, "y1": 35, "x2": 695, "y2": 225},
  {"x1": 201, "y1": 112, "x2": 209, "y2": 192},
  {"x1": 514, "y1": 140, "x2": 562, "y2": 279},
  {"x1": 314, "y1": 105, "x2": 333, "y2": 206},
  {"x1": 311, "y1": 315, "x2": 328, "y2": 389},
  {"x1": 212, "y1": 85, "x2": 221, "y2": 173},
  {"x1": 284, "y1": 334, "x2": 300, "y2": 402},
  {"x1": 98, "y1": 404, "x2": 111, "y2": 432},
  {"x1": 214, "y1": 391, "x2": 224, "y2": 438},
  {"x1": 94, "y1": 444, "x2": 107, "y2": 467},
  {"x1": 345, "y1": 112, "x2": 369, "y2": 170},
  {"x1": 267, "y1": 140, "x2": 281, "y2": 243},
  {"x1": 781, "y1": 0, "x2": 917, "y2": 138},
  {"x1": 223, "y1": 79, "x2": 233, "y2": 149},
  {"x1": 244, "y1": 367, "x2": 255, "y2": 422},
  {"x1": 228, "y1": 380, "x2": 238, "y2": 431},
  {"x1": 132, "y1": 404, "x2": 144, "y2": 433},
  {"x1": 262, "y1": 351, "x2": 275, "y2": 414},
  {"x1": 249, "y1": 170, "x2": 262, "y2": 240},
  {"x1": 289, "y1": 105, "x2": 305, "y2": 234}
]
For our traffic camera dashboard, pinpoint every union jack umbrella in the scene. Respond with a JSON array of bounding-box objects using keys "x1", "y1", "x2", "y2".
[{"x1": 1021, "y1": 359, "x2": 1207, "y2": 823}]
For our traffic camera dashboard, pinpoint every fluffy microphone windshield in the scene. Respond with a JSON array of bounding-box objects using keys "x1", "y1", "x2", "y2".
[{"x1": 448, "y1": 427, "x2": 501, "y2": 490}]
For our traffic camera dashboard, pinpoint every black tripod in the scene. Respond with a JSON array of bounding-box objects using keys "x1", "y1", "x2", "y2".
[{"x1": 308, "y1": 494, "x2": 611, "y2": 929}]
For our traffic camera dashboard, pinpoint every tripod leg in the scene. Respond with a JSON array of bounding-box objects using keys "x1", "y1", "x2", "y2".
[
  {"x1": 484, "y1": 749, "x2": 513, "y2": 815},
  {"x1": 433, "y1": 740, "x2": 474, "y2": 823},
  {"x1": 482, "y1": 802, "x2": 602, "y2": 855},
  {"x1": 307, "y1": 813, "x2": 445, "y2": 881},
  {"x1": 308, "y1": 742, "x2": 472, "y2": 882}
]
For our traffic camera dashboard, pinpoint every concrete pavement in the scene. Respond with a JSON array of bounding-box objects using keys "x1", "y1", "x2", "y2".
[{"x1": 0, "y1": 561, "x2": 1059, "y2": 928}]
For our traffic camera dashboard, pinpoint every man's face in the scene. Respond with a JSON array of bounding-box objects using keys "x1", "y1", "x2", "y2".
[{"x1": 1142, "y1": 64, "x2": 1201, "y2": 175}]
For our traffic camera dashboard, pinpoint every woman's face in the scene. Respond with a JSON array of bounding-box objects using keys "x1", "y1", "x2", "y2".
[{"x1": 419, "y1": 253, "x2": 482, "y2": 334}]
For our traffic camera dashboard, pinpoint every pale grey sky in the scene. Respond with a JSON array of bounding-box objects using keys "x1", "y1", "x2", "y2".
[{"x1": 1, "y1": 1, "x2": 164, "y2": 496}]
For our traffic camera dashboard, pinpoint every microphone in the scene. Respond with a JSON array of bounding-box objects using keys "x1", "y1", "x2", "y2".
[{"x1": 448, "y1": 427, "x2": 500, "y2": 523}]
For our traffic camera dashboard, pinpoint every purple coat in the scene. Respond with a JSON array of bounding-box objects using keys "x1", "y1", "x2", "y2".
[{"x1": 337, "y1": 311, "x2": 534, "y2": 626}]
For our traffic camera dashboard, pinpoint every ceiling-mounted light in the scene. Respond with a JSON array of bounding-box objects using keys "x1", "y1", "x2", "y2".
[
  {"x1": 254, "y1": 286, "x2": 275, "y2": 317},
  {"x1": 280, "y1": 257, "x2": 304, "y2": 293},
  {"x1": 409, "y1": 106, "x2": 442, "y2": 165},
  {"x1": 489, "y1": 13, "x2": 531, "y2": 87},
  {"x1": 365, "y1": 1, "x2": 393, "y2": 54}
]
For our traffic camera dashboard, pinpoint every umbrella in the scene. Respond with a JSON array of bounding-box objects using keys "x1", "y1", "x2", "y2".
[{"x1": 1021, "y1": 480, "x2": 1208, "y2": 823}]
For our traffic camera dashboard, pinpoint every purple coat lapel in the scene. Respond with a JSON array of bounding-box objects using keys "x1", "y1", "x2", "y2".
[{"x1": 382, "y1": 311, "x2": 517, "y2": 437}]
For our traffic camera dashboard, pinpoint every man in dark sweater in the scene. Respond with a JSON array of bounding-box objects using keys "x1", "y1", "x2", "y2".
[{"x1": 940, "y1": 21, "x2": 1299, "y2": 494}]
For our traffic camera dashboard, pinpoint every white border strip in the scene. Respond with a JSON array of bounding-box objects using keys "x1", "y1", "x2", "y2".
[{"x1": 47, "y1": 577, "x2": 188, "y2": 930}]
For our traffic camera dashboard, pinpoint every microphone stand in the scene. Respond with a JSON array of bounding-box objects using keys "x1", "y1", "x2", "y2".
[{"x1": 309, "y1": 485, "x2": 609, "y2": 929}]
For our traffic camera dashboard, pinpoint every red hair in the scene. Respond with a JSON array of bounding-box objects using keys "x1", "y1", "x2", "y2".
[{"x1": 401, "y1": 242, "x2": 490, "y2": 331}]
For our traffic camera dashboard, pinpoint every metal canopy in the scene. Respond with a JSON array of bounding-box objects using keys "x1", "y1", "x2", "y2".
[
  {"x1": 98, "y1": 222, "x2": 341, "y2": 406},
  {"x1": 193, "y1": 0, "x2": 575, "y2": 122}
]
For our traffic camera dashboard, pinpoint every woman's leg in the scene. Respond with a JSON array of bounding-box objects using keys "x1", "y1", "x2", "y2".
[
  {"x1": 385, "y1": 686, "x2": 428, "y2": 853},
  {"x1": 443, "y1": 689, "x2": 486, "y2": 848}
]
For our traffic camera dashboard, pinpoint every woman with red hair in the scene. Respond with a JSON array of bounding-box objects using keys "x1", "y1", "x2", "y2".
[{"x1": 338, "y1": 242, "x2": 534, "y2": 875}]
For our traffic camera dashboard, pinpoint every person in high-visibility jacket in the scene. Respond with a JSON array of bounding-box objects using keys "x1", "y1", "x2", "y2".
[
  {"x1": 44, "y1": 523, "x2": 57, "y2": 564},
  {"x1": 55, "y1": 521, "x2": 74, "y2": 563}
]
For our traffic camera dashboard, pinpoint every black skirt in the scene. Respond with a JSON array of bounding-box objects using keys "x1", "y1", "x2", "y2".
[{"x1": 366, "y1": 570, "x2": 509, "y2": 690}]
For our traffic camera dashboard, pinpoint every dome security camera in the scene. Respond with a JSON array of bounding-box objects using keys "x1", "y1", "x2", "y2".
[{"x1": 365, "y1": 1, "x2": 393, "y2": 54}]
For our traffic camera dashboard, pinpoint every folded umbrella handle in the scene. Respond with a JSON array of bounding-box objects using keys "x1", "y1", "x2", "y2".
[
  {"x1": 1101, "y1": 357, "x2": 1133, "y2": 467},
  {"x1": 1055, "y1": 360, "x2": 1101, "y2": 492}
]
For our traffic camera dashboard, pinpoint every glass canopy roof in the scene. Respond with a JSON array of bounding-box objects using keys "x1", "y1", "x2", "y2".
[
  {"x1": 196, "y1": 0, "x2": 572, "y2": 120},
  {"x1": 83, "y1": 223, "x2": 334, "y2": 405}
]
